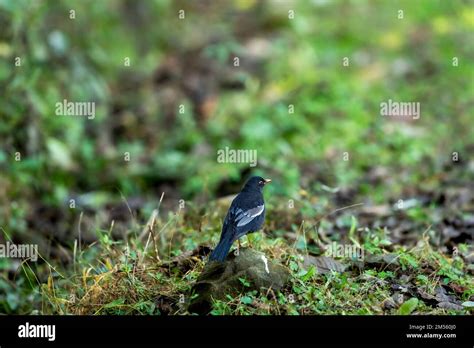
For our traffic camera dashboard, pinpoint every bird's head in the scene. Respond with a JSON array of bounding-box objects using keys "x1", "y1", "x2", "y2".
[{"x1": 242, "y1": 176, "x2": 272, "y2": 192}]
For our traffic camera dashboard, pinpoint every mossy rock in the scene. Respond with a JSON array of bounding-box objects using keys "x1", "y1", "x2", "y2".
[{"x1": 188, "y1": 248, "x2": 290, "y2": 314}]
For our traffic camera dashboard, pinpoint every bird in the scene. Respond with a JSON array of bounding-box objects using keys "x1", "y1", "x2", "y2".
[{"x1": 209, "y1": 176, "x2": 271, "y2": 262}]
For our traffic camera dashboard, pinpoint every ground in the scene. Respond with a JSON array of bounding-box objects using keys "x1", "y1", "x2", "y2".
[{"x1": 0, "y1": 1, "x2": 473, "y2": 316}]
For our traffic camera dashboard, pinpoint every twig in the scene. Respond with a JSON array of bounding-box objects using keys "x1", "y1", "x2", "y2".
[
  {"x1": 139, "y1": 209, "x2": 159, "y2": 242},
  {"x1": 307, "y1": 202, "x2": 365, "y2": 232}
]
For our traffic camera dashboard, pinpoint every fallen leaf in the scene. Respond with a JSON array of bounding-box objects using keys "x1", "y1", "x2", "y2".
[
  {"x1": 448, "y1": 282, "x2": 466, "y2": 294},
  {"x1": 438, "y1": 302, "x2": 464, "y2": 311},
  {"x1": 359, "y1": 205, "x2": 391, "y2": 217},
  {"x1": 364, "y1": 253, "x2": 400, "y2": 269},
  {"x1": 461, "y1": 301, "x2": 474, "y2": 308},
  {"x1": 435, "y1": 286, "x2": 456, "y2": 303},
  {"x1": 302, "y1": 256, "x2": 346, "y2": 274}
]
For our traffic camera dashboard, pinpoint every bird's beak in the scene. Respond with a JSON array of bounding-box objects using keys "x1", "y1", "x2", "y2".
[{"x1": 263, "y1": 178, "x2": 272, "y2": 185}]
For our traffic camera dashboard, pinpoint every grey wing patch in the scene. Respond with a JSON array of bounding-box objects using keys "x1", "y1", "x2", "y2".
[{"x1": 235, "y1": 205, "x2": 264, "y2": 227}]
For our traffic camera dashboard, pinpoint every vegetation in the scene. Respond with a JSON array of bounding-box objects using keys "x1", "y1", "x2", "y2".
[{"x1": 0, "y1": 0, "x2": 473, "y2": 315}]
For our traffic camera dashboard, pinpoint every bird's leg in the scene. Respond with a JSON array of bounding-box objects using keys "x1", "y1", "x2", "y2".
[{"x1": 237, "y1": 239, "x2": 241, "y2": 253}]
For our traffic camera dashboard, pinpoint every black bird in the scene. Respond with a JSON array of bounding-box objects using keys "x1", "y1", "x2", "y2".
[{"x1": 209, "y1": 176, "x2": 271, "y2": 262}]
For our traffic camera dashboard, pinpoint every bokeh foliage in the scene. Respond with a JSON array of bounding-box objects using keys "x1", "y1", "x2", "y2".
[{"x1": 0, "y1": 0, "x2": 473, "y2": 314}]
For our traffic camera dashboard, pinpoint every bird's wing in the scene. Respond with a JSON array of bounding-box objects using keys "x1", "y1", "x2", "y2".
[{"x1": 234, "y1": 204, "x2": 265, "y2": 227}]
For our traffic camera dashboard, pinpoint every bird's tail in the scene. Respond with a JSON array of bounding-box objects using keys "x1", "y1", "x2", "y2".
[{"x1": 209, "y1": 231, "x2": 234, "y2": 262}]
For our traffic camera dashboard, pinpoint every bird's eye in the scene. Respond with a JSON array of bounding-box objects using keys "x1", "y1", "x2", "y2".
[{"x1": 259, "y1": 181, "x2": 263, "y2": 184}]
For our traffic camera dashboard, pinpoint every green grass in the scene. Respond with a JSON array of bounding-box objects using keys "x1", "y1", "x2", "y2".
[
  {"x1": 0, "y1": 0, "x2": 473, "y2": 316},
  {"x1": 31, "y1": 202, "x2": 472, "y2": 316}
]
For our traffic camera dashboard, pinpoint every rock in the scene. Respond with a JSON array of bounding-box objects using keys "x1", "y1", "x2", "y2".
[{"x1": 188, "y1": 248, "x2": 290, "y2": 314}]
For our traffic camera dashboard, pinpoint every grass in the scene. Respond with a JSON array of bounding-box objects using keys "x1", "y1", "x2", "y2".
[
  {"x1": 34, "y1": 198, "x2": 473, "y2": 316},
  {"x1": 0, "y1": 0, "x2": 473, "y2": 317}
]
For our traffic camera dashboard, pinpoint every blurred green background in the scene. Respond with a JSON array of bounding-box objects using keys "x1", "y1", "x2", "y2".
[{"x1": 0, "y1": 0, "x2": 473, "y2": 253}]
